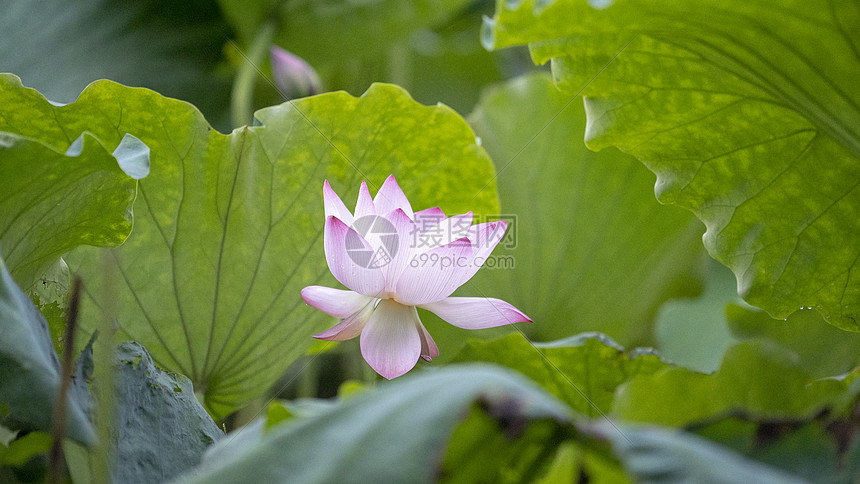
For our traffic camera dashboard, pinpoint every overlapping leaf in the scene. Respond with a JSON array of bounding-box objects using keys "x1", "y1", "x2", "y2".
[
  {"x1": 0, "y1": 132, "x2": 137, "y2": 291},
  {"x1": 484, "y1": 0, "x2": 860, "y2": 329},
  {"x1": 0, "y1": 74, "x2": 500, "y2": 418}
]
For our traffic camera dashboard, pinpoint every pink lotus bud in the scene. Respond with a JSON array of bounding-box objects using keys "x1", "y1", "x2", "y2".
[{"x1": 269, "y1": 45, "x2": 323, "y2": 99}]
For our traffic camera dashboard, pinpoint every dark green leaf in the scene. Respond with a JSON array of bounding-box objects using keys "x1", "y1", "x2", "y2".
[
  {"x1": 0, "y1": 256, "x2": 94, "y2": 446},
  {"x1": 110, "y1": 342, "x2": 223, "y2": 483}
]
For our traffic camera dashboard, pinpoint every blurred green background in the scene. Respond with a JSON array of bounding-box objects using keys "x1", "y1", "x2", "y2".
[{"x1": 2, "y1": 0, "x2": 533, "y2": 132}]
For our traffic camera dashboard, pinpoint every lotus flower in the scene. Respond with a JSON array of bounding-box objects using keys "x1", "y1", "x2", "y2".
[{"x1": 301, "y1": 175, "x2": 531, "y2": 379}]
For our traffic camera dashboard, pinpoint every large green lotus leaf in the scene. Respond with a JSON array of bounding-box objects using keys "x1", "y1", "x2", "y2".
[
  {"x1": 0, "y1": 74, "x2": 500, "y2": 418},
  {"x1": 468, "y1": 72, "x2": 707, "y2": 345},
  {"x1": 0, "y1": 132, "x2": 137, "y2": 291},
  {"x1": 171, "y1": 365, "x2": 573, "y2": 483},
  {"x1": 0, "y1": 256, "x2": 94, "y2": 446},
  {"x1": 1, "y1": 0, "x2": 230, "y2": 127},
  {"x1": 451, "y1": 332, "x2": 667, "y2": 417},
  {"x1": 110, "y1": 342, "x2": 223, "y2": 483},
  {"x1": 484, "y1": 1, "x2": 860, "y2": 330},
  {"x1": 613, "y1": 340, "x2": 849, "y2": 426}
]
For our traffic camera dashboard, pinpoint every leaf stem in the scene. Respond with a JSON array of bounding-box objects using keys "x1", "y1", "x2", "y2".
[
  {"x1": 230, "y1": 21, "x2": 277, "y2": 128},
  {"x1": 387, "y1": 42, "x2": 411, "y2": 89},
  {"x1": 48, "y1": 276, "x2": 82, "y2": 484}
]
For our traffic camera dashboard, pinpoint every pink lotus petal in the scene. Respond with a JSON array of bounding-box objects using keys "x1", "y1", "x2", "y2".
[
  {"x1": 419, "y1": 297, "x2": 531, "y2": 329},
  {"x1": 301, "y1": 285, "x2": 372, "y2": 318},
  {"x1": 414, "y1": 207, "x2": 445, "y2": 226},
  {"x1": 415, "y1": 211, "x2": 473, "y2": 251},
  {"x1": 416, "y1": 320, "x2": 439, "y2": 362},
  {"x1": 456, "y1": 221, "x2": 508, "y2": 285},
  {"x1": 324, "y1": 216, "x2": 386, "y2": 295},
  {"x1": 354, "y1": 181, "x2": 376, "y2": 219},
  {"x1": 323, "y1": 180, "x2": 353, "y2": 225},
  {"x1": 373, "y1": 175, "x2": 414, "y2": 220},
  {"x1": 380, "y1": 209, "x2": 418, "y2": 294},
  {"x1": 360, "y1": 300, "x2": 422, "y2": 379},
  {"x1": 312, "y1": 299, "x2": 376, "y2": 341},
  {"x1": 394, "y1": 238, "x2": 473, "y2": 305},
  {"x1": 467, "y1": 221, "x2": 507, "y2": 251}
]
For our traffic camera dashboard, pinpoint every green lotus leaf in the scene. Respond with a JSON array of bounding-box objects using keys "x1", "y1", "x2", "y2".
[
  {"x1": 0, "y1": 74, "x2": 499, "y2": 418},
  {"x1": 484, "y1": 0, "x2": 860, "y2": 330}
]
